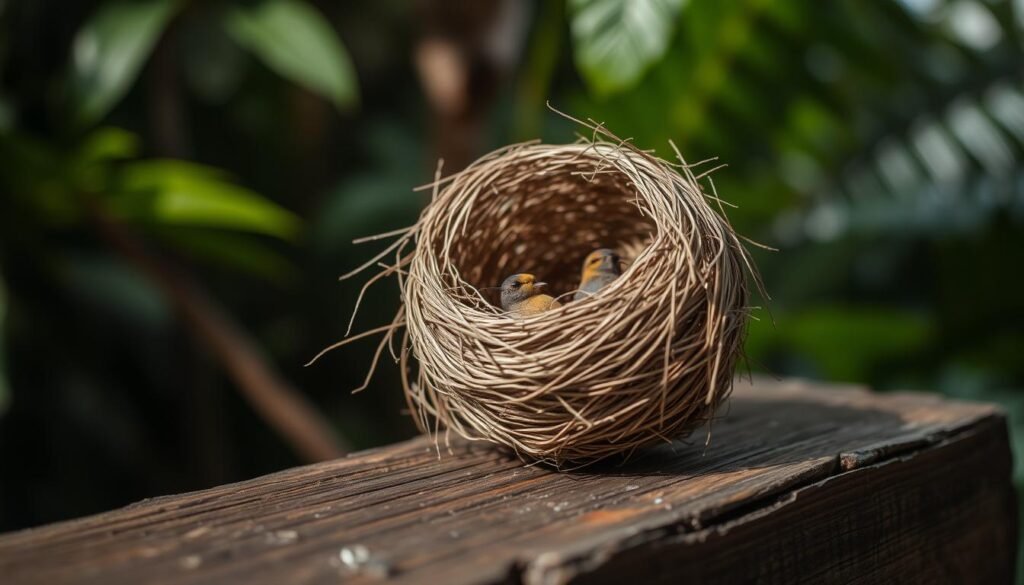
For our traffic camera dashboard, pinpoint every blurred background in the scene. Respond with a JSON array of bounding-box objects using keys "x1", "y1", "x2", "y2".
[{"x1": 0, "y1": 0, "x2": 1022, "y2": 564}]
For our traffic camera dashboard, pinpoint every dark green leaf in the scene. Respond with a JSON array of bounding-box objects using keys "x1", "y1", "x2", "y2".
[
  {"x1": 75, "y1": 127, "x2": 140, "y2": 163},
  {"x1": 159, "y1": 228, "x2": 298, "y2": 284},
  {"x1": 226, "y1": 0, "x2": 358, "y2": 110},
  {"x1": 181, "y1": 7, "x2": 248, "y2": 103},
  {"x1": 70, "y1": 0, "x2": 180, "y2": 125},
  {"x1": 569, "y1": 0, "x2": 684, "y2": 95},
  {"x1": 62, "y1": 255, "x2": 169, "y2": 328},
  {"x1": 313, "y1": 173, "x2": 420, "y2": 253},
  {"x1": 113, "y1": 160, "x2": 301, "y2": 239},
  {"x1": 310, "y1": 121, "x2": 423, "y2": 253}
]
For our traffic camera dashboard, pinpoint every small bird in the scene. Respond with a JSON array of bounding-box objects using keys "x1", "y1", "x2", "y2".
[
  {"x1": 500, "y1": 273, "x2": 561, "y2": 316},
  {"x1": 573, "y1": 248, "x2": 623, "y2": 301}
]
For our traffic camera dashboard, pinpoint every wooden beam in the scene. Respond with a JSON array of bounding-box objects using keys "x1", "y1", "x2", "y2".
[{"x1": 0, "y1": 378, "x2": 1015, "y2": 584}]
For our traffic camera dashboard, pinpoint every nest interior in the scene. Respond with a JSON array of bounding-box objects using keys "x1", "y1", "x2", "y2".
[
  {"x1": 350, "y1": 138, "x2": 755, "y2": 465},
  {"x1": 444, "y1": 155, "x2": 654, "y2": 298}
]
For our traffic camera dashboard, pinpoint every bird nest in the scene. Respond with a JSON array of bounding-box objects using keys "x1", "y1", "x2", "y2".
[{"x1": 330, "y1": 124, "x2": 758, "y2": 465}]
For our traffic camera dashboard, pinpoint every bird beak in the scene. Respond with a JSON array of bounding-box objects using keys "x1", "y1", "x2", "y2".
[{"x1": 535, "y1": 281, "x2": 548, "y2": 290}]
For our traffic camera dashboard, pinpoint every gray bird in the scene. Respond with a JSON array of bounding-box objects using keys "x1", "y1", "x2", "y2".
[
  {"x1": 500, "y1": 273, "x2": 561, "y2": 316},
  {"x1": 573, "y1": 248, "x2": 622, "y2": 300}
]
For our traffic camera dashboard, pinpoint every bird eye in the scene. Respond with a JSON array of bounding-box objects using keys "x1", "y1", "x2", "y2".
[{"x1": 512, "y1": 282, "x2": 521, "y2": 289}]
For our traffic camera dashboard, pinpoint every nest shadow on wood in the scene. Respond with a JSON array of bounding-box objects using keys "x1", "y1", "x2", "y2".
[{"x1": 329, "y1": 122, "x2": 760, "y2": 466}]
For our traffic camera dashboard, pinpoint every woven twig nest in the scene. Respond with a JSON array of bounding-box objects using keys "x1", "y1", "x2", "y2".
[{"x1": 340, "y1": 126, "x2": 756, "y2": 465}]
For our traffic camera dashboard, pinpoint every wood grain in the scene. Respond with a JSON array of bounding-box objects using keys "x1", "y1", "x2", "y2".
[{"x1": 0, "y1": 377, "x2": 1015, "y2": 584}]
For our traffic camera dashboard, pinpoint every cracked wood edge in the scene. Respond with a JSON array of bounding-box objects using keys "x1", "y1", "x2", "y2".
[{"x1": 521, "y1": 417, "x2": 1016, "y2": 585}]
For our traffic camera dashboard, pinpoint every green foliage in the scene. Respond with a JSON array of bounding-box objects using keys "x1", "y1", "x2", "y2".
[
  {"x1": 181, "y1": 6, "x2": 249, "y2": 104},
  {"x1": 0, "y1": 127, "x2": 301, "y2": 282},
  {"x1": 227, "y1": 0, "x2": 359, "y2": 110},
  {"x1": 311, "y1": 122, "x2": 423, "y2": 253},
  {"x1": 66, "y1": 0, "x2": 358, "y2": 124},
  {"x1": 565, "y1": 0, "x2": 1024, "y2": 242},
  {"x1": 568, "y1": 0, "x2": 684, "y2": 96},
  {"x1": 69, "y1": 0, "x2": 180, "y2": 126},
  {"x1": 746, "y1": 306, "x2": 932, "y2": 382},
  {"x1": 61, "y1": 255, "x2": 169, "y2": 329},
  {"x1": 160, "y1": 229, "x2": 297, "y2": 284},
  {"x1": 113, "y1": 160, "x2": 301, "y2": 240},
  {"x1": 75, "y1": 127, "x2": 141, "y2": 164}
]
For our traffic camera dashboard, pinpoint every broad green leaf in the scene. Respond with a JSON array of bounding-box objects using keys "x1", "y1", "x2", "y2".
[
  {"x1": 70, "y1": 0, "x2": 180, "y2": 126},
  {"x1": 226, "y1": 0, "x2": 358, "y2": 110},
  {"x1": 114, "y1": 160, "x2": 300, "y2": 239},
  {"x1": 569, "y1": 0, "x2": 685, "y2": 95}
]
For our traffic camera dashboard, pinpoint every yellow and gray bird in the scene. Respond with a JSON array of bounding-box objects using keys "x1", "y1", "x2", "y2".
[
  {"x1": 573, "y1": 248, "x2": 622, "y2": 301},
  {"x1": 500, "y1": 273, "x2": 561, "y2": 316}
]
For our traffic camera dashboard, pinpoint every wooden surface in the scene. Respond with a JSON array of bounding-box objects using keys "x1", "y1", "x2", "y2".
[{"x1": 0, "y1": 377, "x2": 1016, "y2": 584}]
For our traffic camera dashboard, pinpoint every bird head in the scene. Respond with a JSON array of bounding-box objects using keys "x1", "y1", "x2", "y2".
[
  {"x1": 582, "y1": 248, "x2": 622, "y2": 277},
  {"x1": 500, "y1": 273, "x2": 547, "y2": 309}
]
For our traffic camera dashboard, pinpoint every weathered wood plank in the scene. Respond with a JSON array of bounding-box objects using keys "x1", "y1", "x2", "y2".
[{"x1": 0, "y1": 377, "x2": 1014, "y2": 584}]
